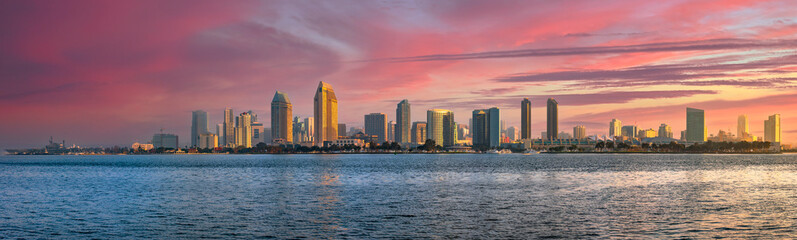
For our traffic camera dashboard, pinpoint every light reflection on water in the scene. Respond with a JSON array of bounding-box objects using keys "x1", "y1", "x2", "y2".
[{"x1": 1, "y1": 154, "x2": 797, "y2": 238}]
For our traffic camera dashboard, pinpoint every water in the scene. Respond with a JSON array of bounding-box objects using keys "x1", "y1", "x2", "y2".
[{"x1": 2, "y1": 154, "x2": 797, "y2": 238}]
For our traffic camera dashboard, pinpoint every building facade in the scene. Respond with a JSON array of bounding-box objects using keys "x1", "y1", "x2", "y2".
[
  {"x1": 152, "y1": 133, "x2": 179, "y2": 149},
  {"x1": 198, "y1": 133, "x2": 218, "y2": 149},
  {"x1": 365, "y1": 113, "x2": 387, "y2": 143},
  {"x1": 521, "y1": 98, "x2": 532, "y2": 139},
  {"x1": 573, "y1": 125, "x2": 586, "y2": 140},
  {"x1": 658, "y1": 124, "x2": 673, "y2": 139},
  {"x1": 547, "y1": 98, "x2": 558, "y2": 140},
  {"x1": 314, "y1": 81, "x2": 338, "y2": 145},
  {"x1": 472, "y1": 107, "x2": 500, "y2": 147},
  {"x1": 427, "y1": 109, "x2": 456, "y2": 146},
  {"x1": 271, "y1": 91, "x2": 293, "y2": 143},
  {"x1": 686, "y1": 107, "x2": 706, "y2": 142},
  {"x1": 411, "y1": 122, "x2": 427, "y2": 144},
  {"x1": 396, "y1": 99, "x2": 411, "y2": 143},
  {"x1": 765, "y1": 114, "x2": 781, "y2": 143},
  {"x1": 610, "y1": 119, "x2": 622, "y2": 139},
  {"x1": 191, "y1": 110, "x2": 209, "y2": 147}
]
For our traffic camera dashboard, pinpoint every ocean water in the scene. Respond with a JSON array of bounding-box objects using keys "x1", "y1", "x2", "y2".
[{"x1": 1, "y1": 154, "x2": 797, "y2": 238}]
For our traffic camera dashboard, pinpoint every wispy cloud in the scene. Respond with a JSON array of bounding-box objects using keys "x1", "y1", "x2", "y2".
[{"x1": 370, "y1": 38, "x2": 797, "y2": 63}]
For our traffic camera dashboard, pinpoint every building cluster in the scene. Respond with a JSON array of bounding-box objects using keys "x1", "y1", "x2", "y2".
[{"x1": 138, "y1": 81, "x2": 784, "y2": 151}]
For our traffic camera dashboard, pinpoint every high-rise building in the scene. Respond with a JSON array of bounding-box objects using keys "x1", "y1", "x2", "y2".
[
  {"x1": 292, "y1": 117, "x2": 306, "y2": 143},
  {"x1": 271, "y1": 91, "x2": 293, "y2": 143},
  {"x1": 314, "y1": 81, "x2": 338, "y2": 145},
  {"x1": 521, "y1": 98, "x2": 532, "y2": 139},
  {"x1": 639, "y1": 128, "x2": 657, "y2": 139},
  {"x1": 411, "y1": 122, "x2": 427, "y2": 144},
  {"x1": 506, "y1": 126, "x2": 518, "y2": 142},
  {"x1": 246, "y1": 110, "x2": 258, "y2": 123},
  {"x1": 388, "y1": 121, "x2": 395, "y2": 143},
  {"x1": 573, "y1": 125, "x2": 586, "y2": 140},
  {"x1": 263, "y1": 128, "x2": 272, "y2": 143},
  {"x1": 235, "y1": 112, "x2": 253, "y2": 148},
  {"x1": 223, "y1": 108, "x2": 235, "y2": 147},
  {"x1": 427, "y1": 109, "x2": 456, "y2": 147},
  {"x1": 472, "y1": 107, "x2": 500, "y2": 147},
  {"x1": 191, "y1": 110, "x2": 209, "y2": 147},
  {"x1": 609, "y1": 119, "x2": 622, "y2": 139},
  {"x1": 304, "y1": 117, "x2": 314, "y2": 143},
  {"x1": 216, "y1": 124, "x2": 223, "y2": 144},
  {"x1": 622, "y1": 125, "x2": 638, "y2": 139},
  {"x1": 686, "y1": 107, "x2": 706, "y2": 142},
  {"x1": 152, "y1": 133, "x2": 179, "y2": 149},
  {"x1": 737, "y1": 115, "x2": 749, "y2": 140},
  {"x1": 365, "y1": 113, "x2": 387, "y2": 143},
  {"x1": 546, "y1": 98, "x2": 559, "y2": 140},
  {"x1": 198, "y1": 133, "x2": 218, "y2": 149},
  {"x1": 396, "y1": 99, "x2": 411, "y2": 143},
  {"x1": 251, "y1": 122, "x2": 264, "y2": 145},
  {"x1": 338, "y1": 124, "x2": 347, "y2": 137},
  {"x1": 458, "y1": 124, "x2": 470, "y2": 141},
  {"x1": 765, "y1": 114, "x2": 781, "y2": 143},
  {"x1": 658, "y1": 124, "x2": 673, "y2": 138},
  {"x1": 680, "y1": 130, "x2": 687, "y2": 141}
]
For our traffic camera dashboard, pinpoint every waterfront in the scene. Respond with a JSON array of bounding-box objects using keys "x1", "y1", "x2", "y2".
[{"x1": 1, "y1": 154, "x2": 797, "y2": 238}]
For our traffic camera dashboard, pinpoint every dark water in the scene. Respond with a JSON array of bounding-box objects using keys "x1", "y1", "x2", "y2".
[{"x1": 2, "y1": 154, "x2": 797, "y2": 239}]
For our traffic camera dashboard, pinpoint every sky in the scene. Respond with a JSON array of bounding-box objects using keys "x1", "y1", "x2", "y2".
[{"x1": 1, "y1": 0, "x2": 796, "y2": 149}]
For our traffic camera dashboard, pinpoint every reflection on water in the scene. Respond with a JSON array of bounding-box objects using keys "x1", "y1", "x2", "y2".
[{"x1": 1, "y1": 154, "x2": 797, "y2": 238}]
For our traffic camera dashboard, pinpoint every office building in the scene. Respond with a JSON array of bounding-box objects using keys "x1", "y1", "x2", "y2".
[
  {"x1": 573, "y1": 125, "x2": 586, "y2": 140},
  {"x1": 658, "y1": 124, "x2": 673, "y2": 139},
  {"x1": 639, "y1": 128, "x2": 657, "y2": 139},
  {"x1": 472, "y1": 107, "x2": 500, "y2": 147},
  {"x1": 271, "y1": 91, "x2": 293, "y2": 143},
  {"x1": 365, "y1": 113, "x2": 388, "y2": 143},
  {"x1": 251, "y1": 122, "x2": 264, "y2": 145},
  {"x1": 411, "y1": 122, "x2": 427, "y2": 144},
  {"x1": 458, "y1": 124, "x2": 470, "y2": 141},
  {"x1": 610, "y1": 119, "x2": 622, "y2": 139},
  {"x1": 304, "y1": 117, "x2": 314, "y2": 143},
  {"x1": 198, "y1": 133, "x2": 218, "y2": 149},
  {"x1": 314, "y1": 81, "x2": 338, "y2": 145},
  {"x1": 427, "y1": 109, "x2": 456, "y2": 146},
  {"x1": 338, "y1": 124, "x2": 347, "y2": 137},
  {"x1": 191, "y1": 110, "x2": 209, "y2": 147},
  {"x1": 396, "y1": 99, "x2": 411, "y2": 143},
  {"x1": 152, "y1": 133, "x2": 179, "y2": 149},
  {"x1": 388, "y1": 121, "x2": 395, "y2": 142},
  {"x1": 686, "y1": 107, "x2": 706, "y2": 142},
  {"x1": 506, "y1": 126, "x2": 518, "y2": 142},
  {"x1": 765, "y1": 114, "x2": 781, "y2": 143},
  {"x1": 293, "y1": 117, "x2": 307, "y2": 143},
  {"x1": 223, "y1": 108, "x2": 235, "y2": 147},
  {"x1": 235, "y1": 112, "x2": 252, "y2": 148},
  {"x1": 622, "y1": 125, "x2": 638, "y2": 139},
  {"x1": 521, "y1": 98, "x2": 532, "y2": 139},
  {"x1": 547, "y1": 98, "x2": 558, "y2": 140},
  {"x1": 216, "y1": 124, "x2": 223, "y2": 145},
  {"x1": 737, "y1": 115, "x2": 749, "y2": 140}
]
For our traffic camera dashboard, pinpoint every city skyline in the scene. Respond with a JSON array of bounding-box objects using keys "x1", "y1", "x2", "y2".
[{"x1": 2, "y1": 1, "x2": 797, "y2": 149}]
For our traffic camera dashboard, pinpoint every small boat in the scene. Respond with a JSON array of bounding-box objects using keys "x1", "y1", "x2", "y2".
[
  {"x1": 487, "y1": 149, "x2": 512, "y2": 154},
  {"x1": 523, "y1": 150, "x2": 540, "y2": 155}
]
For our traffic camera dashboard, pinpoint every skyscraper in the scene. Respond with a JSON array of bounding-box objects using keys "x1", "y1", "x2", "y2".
[
  {"x1": 737, "y1": 115, "x2": 749, "y2": 140},
  {"x1": 198, "y1": 133, "x2": 218, "y2": 149},
  {"x1": 521, "y1": 98, "x2": 532, "y2": 139},
  {"x1": 235, "y1": 112, "x2": 252, "y2": 148},
  {"x1": 427, "y1": 109, "x2": 456, "y2": 147},
  {"x1": 365, "y1": 113, "x2": 387, "y2": 143},
  {"x1": 547, "y1": 98, "x2": 558, "y2": 140},
  {"x1": 505, "y1": 126, "x2": 517, "y2": 142},
  {"x1": 216, "y1": 124, "x2": 223, "y2": 144},
  {"x1": 622, "y1": 125, "x2": 638, "y2": 139},
  {"x1": 191, "y1": 110, "x2": 209, "y2": 147},
  {"x1": 411, "y1": 122, "x2": 427, "y2": 144},
  {"x1": 271, "y1": 91, "x2": 293, "y2": 143},
  {"x1": 304, "y1": 117, "x2": 314, "y2": 143},
  {"x1": 338, "y1": 124, "x2": 347, "y2": 137},
  {"x1": 686, "y1": 107, "x2": 706, "y2": 142},
  {"x1": 659, "y1": 124, "x2": 673, "y2": 138},
  {"x1": 472, "y1": 107, "x2": 500, "y2": 148},
  {"x1": 223, "y1": 108, "x2": 235, "y2": 147},
  {"x1": 314, "y1": 81, "x2": 338, "y2": 146},
  {"x1": 388, "y1": 121, "x2": 395, "y2": 142},
  {"x1": 573, "y1": 125, "x2": 586, "y2": 140},
  {"x1": 609, "y1": 119, "x2": 622, "y2": 139},
  {"x1": 765, "y1": 114, "x2": 781, "y2": 143},
  {"x1": 292, "y1": 117, "x2": 306, "y2": 143},
  {"x1": 396, "y1": 99, "x2": 411, "y2": 143}
]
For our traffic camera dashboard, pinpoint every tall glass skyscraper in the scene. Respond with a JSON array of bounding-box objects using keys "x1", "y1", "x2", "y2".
[
  {"x1": 521, "y1": 98, "x2": 531, "y2": 140},
  {"x1": 547, "y1": 98, "x2": 558, "y2": 140},
  {"x1": 737, "y1": 114, "x2": 749, "y2": 140},
  {"x1": 365, "y1": 113, "x2": 387, "y2": 143},
  {"x1": 686, "y1": 107, "x2": 706, "y2": 142},
  {"x1": 472, "y1": 107, "x2": 500, "y2": 147},
  {"x1": 223, "y1": 108, "x2": 235, "y2": 147},
  {"x1": 395, "y1": 99, "x2": 411, "y2": 143},
  {"x1": 271, "y1": 91, "x2": 293, "y2": 143},
  {"x1": 314, "y1": 81, "x2": 338, "y2": 146},
  {"x1": 427, "y1": 109, "x2": 456, "y2": 147},
  {"x1": 609, "y1": 119, "x2": 622, "y2": 139},
  {"x1": 191, "y1": 110, "x2": 209, "y2": 147},
  {"x1": 765, "y1": 114, "x2": 781, "y2": 143}
]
